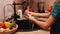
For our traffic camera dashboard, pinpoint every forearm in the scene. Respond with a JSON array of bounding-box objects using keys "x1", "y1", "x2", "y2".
[
  {"x1": 31, "y1": 18, "x2": 52, "y2": 30},
  {"x1": 30, "y1": 15, "x2": 56, "y2": 30},
  {"x1": 32, "y1": 12, "x2": 51, "y2": 18},
  {"x1": 31, "y1": 18, "x2": 48, "y2": 30}
]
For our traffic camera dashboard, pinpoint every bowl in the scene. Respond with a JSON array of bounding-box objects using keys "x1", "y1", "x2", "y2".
[{"x1": 0, "y1": 24, "x2": 18, "y2": 34}]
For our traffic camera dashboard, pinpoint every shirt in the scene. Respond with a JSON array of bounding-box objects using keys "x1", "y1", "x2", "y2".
[{"x1": 51, "y1": 2, "x2": 60, "y2": 34}]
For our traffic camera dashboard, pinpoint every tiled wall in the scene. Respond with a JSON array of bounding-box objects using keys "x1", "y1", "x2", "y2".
[{"x1": 0, "y1": 0, "x2": 56, "y2": 21}]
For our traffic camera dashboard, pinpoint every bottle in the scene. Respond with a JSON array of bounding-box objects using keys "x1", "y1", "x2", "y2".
[
  {"x1": 38, "y1": 2, "x2": 45, "y2": 13},
  {"x1": 17, "y1": 9, "x2": 22, "y2": 19},
  {"x1": 38, "y1": 8, "x2": 45, "y2": 13}
]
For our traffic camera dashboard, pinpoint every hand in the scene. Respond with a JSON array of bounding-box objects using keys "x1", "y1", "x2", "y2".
[
  {"x1": 27, "y1": 12, "x2": 34, "y2": 16},
  {"x1": 24, "y1": 8, "x2": 34, "y2": 16},
  {"x1": 26, "y1": 13, "x2": 35, "y2": 21},
  {"x1": 24, "y1": 8, "x2": 29, "y2": 15}
]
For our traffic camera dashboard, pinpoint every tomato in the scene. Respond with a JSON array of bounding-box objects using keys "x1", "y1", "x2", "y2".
[
  {"x1": 1, "y1": 23, "x2": 6, "y2": 29},
  {"x1": 29, "y1": 7, "x2": 34, "y2": 12},
  {"x1": 47, "y1": 6, "x2": 53, "y2": 12}
]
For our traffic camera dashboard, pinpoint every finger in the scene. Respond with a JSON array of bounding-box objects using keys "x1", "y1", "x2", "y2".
[
  {"x1": 25, "y1": 16, "x2": 30, "y2": 19},
  {"x1": 24, "y1": 9, "x2": 29, "y2": 15},
  {"x1": 27, "y1": 14, "x2": 31, "y2": 17},
  {"x1": 25, "y1": 8, "x2": 29, "y2": 13},
  {"x1": 28, "y1": 12, "x2": 34, "y2": 16}
]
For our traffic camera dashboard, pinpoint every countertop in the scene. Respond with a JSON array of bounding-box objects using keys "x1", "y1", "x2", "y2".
[{"x1": 15, "y1": 29, "x2": 50, "y2": 34}]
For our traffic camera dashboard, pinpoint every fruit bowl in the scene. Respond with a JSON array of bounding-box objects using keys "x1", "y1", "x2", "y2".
[{"x1": 0, "y1": 24, "x2": 18, "y2": 34}]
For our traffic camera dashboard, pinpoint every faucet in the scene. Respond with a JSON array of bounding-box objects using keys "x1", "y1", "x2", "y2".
[
  {"x1": 4, "y1": 1, "x2": 28, "y2": 22},
  {"x1": 12, "y1": 1, "x2": 28, "y2": 21}
]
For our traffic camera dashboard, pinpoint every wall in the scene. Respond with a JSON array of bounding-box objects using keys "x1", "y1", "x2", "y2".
[
  {"x1": 0, "y1": 0, "x2": 56, "y2": 21},
  {"x1": 33, "y1": 0, "x2": 56, "y2": 10},
  {"x1": 45, "y1": 0, "x2": 56, "y2": 9}
]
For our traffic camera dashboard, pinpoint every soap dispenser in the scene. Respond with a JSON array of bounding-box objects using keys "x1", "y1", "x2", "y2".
[{"x1": 17, "y1": 9, "x2": 22, "y2": 19}]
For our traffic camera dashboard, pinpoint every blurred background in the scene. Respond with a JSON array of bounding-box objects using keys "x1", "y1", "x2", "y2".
[
  {"x1": 0, "y1": 0, "x2": 56, "y2": 21},
  {"x1": 0, "y1": 0, "x2": 57, "y2": 34}
]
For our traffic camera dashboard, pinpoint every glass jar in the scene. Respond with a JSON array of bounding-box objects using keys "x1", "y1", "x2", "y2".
[{"x1": 37, "y1": 2, "x2": 45, "y2": 13}]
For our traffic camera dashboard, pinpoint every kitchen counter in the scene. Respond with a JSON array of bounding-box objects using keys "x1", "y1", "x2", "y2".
[{"x1": 15, "y1": 29, "x2": 50, "y2": 34}]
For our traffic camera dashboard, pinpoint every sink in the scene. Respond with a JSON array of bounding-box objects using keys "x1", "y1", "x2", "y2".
[
  {"x1": 16, "y1": 15, "x2": 48, "y2": 31},
  {"x1": 16, "y1": 19, "x2": 42, "y2": 31}
]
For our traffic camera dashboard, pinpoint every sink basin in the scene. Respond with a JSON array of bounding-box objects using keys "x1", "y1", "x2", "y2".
[{"x1": 16, "y1": 19, "x2": 42, "y2": 31}]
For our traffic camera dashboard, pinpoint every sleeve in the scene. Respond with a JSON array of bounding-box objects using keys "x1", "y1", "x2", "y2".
[{"x1": 51, "y1": 3, "x2": 60, "y2": 18}]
